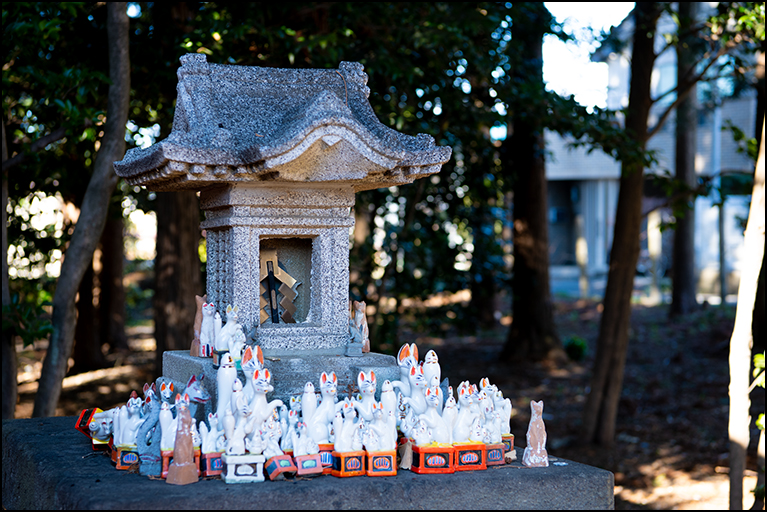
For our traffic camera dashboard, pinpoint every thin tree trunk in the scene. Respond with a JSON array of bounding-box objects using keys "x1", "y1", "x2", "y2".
[
  {"x1": 670, "y1": 1, "x2": 699, "y2": 316},
  {"x1": 582, "y1": 2, "x2": 661, "y2": 446},
  {"x1": 469, "y1": 203, "x2": 499, "y2": 327},
  {"x1": 71, "y1": 262, "x2": 108, "y2": 373},
  {"x1": 100, "y1": 214, "x2": 129, "y2": 352},
  {"x1": 32, "y1": 2, "x2": 129, "y2": 417},
  {"x1": 501, "y1": 2, "x2": 562, "y2": 362},
  {"x1": 2, "y1": 122, "x2": 17, "y2": 419},
  {"x1": 729, "y1": 117, "x2": 765, "y2": 510},
  {"x1": 154, "y1": 190, "x2": 202, "y2": 377}
]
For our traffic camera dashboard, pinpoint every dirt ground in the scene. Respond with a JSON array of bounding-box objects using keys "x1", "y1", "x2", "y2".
[{"x1": 13, "y1": 298, "x2": 765, "y2": 510}]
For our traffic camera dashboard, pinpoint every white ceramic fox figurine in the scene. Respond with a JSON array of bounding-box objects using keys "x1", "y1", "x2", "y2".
[
  {"x1": 200, "y1": 413, "x2": 223, "y2": 454},
  {"x1": 332, "y1": 400, "x2": 358, "y2": 453},
  {"x1": 452, "y1": 382, "x2": 477, "y2": 444},
  {"x1": 411, "y1": 419, "x2": 432, "y2": 447},
  {"x1": 523, "y1": 400, "x2": 549, "y2": 467},
  {"x1": 369, "y1": 402, "x2": 397, "y2": 451},
  {"x1": 353, "y1": 370, "x2": 377, "y2": 421},
  {"x1": 281, "y1": 409, "x2": 300, "y2": 451},
  {"x1": 494, "y1": 389, "x2": 513, "y2": 435},
  {"x1": 422, "y1": 350, "x2": 441, "y2": 396},
  {"x1": 216, "y1": 353, "x2": 237, "y2": 428},
  {"x1": 114, "y1": 391, "x2": 145, "y2": 446},
  {"x1": 241, "y1": 345, "x2": 264, "y2": 403},
  {"x1": 199, "y1": 302, "x2": 216, "y2": 357},
  {"x1": 379, "y1": 379, "x2": 398, "y2": 422},
  {"x1": 215, "y1": 304, "x2": 240, "y2": 353},
  {"x1": 246, "y1": 369, "x2": 284, "y2": 443},
  {"x1": 307, "y1": 372, "x2": 341, "y2": 444},
  {"x1": 418, "y1": 386, "x2": 451, "y2": 445},
  {"x1": 402, "y1": 364, "x2": 428, "y2": 415},
  {"x1": 392, "y1": 343, "x2": 419, "y2": 398},
  {"x1": 441, "y1": 394, "x2": 458, "y2": 437},
  {"x1": 159, "y1": 400, "x2": 177, "y2": 451}
]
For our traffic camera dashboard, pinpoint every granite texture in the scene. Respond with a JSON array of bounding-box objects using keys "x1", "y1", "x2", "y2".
[
  {"x1": 113, "y1": 55, "x2": 451, "y2": 192},
  {"x1": 200, "y1": 184, "x2": 353, "y2": 348},
  {"x1": 3, "y1": 416, "x2": 615, "y2": 510}
]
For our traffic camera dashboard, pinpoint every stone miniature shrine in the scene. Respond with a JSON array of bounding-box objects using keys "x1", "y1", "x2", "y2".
[{"x1": 114, "y1": 54, "x2": 451, "y2": 404}]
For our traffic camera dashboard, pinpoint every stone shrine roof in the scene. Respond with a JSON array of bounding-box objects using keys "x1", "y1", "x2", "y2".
[{"x1": 114, "y1": 54, "x2": 451, "y2": 192}]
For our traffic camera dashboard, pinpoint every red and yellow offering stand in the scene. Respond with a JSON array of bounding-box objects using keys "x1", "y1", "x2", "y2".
[{"x1": 411, "y1": 444, "x2": 455, "y2": 474}]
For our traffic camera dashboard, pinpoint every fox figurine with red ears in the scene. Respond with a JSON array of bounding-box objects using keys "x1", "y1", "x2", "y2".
[
  {"x1": 392, "y1": 343, "x2": 419, "y2": 398},
  {"x1": 353, "y1": 371, "x2": 377, "y2": 422}
]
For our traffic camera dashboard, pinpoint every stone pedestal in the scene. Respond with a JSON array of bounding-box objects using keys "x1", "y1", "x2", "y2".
[
  {"x1": 2, "y1": 417, "x2": 615, "y2": 509},
  {"x1": 163, "y1": 350, "x2": 399, "y2": 416}
]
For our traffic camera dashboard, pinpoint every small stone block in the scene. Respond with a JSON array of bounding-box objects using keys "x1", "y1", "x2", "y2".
[
  {"x1": 366, "y1": 450, "x2": 397, "y2": 477},
  {"x1": 221, "y1": 453, "x2": 266, "y2": 483},
  {"x1": 115, "y1": 445, "x2": 139, "y2": 470},
  {"x1": 318, "y1": 443, "x2": 334, "y2": 474},
  {"x1": 411, "y1": 444, "x2": 455, "y2": 474},
  {"x1": 486, "y1": 442, "x2": 506, "y2": 466},
  {"x1": 502, "y1": 433, "x2": 514, "y2": 452},
  {"x1": 330, "y1": 450, "x2": 366, "y2": 477},
  {"x1": 294, "y1": 454, "x2": 324, "y2": 476},
  {"x1": 202, "y1": 452, "x2": 224, "y2": 477},
  {"x1": 453, "y1": 442, "x2": 487, "y2": 471},
  {"x1": 265, "y1": 454, "x2": 297, "y2": 480}
]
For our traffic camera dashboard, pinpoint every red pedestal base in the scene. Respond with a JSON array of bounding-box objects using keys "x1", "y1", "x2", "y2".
[
  {"x1": 318, "y1": 443, "x2": 334, "y2": 474},
  {"x1": 115, "y1": 445, "x2": 139, "y2": 470},
  {"x1": 202, "y1": 451, "x2": 224, "y2": 477},
  {"x1": 295, "y1": 453, "x2": 324, "y2": 476},
  {"x1": 366, "y1": 450, "x2": 397, "y2": 477},
  {"x1": 265, "y1": 454, "x2": 297, "y2": 480},
  {"x1": 330, "y1": 450, "x2": 366, "y2": 477},
  {"x1": 411, "y1": 444, "x2": 455, "y2": 474},
  {"x1": 486, "y1": 442, "x2": 506, "y2": 466},
  {"x1": 453, "y1": 442, "x2": 487, "y2": 471}
]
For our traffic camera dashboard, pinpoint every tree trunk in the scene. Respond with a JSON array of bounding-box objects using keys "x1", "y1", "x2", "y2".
[
  {"x1": 32, "y1": 2, "x2": 129, "y2": 417},
  {"x1": 670, "y1": 1, "x2": 699, "y2": 316},
  {"x1": 154, "y1": 190, "x2": 202, "y2": 377},
  {"x1": 100, "y1": 214, "x2": 129, "y2": 352},
  {"x1": 501, "y1": 3, "x2": 562, "y2": 362},
  {"x1": 582, "y1": 2, "x2": 661, "y2": 446},
  {"x1": 2, "y1": 123, "x2": 17, "y2": 419},
  {"x1": 469, "y1": 203, "x2": 499, "y2": 327},
  {"x1": 71, "y1": 262, "x2": 108, "y2": 373},
  {"x1": 729, "y1": 117, "x2": 765, "y2": 510}
]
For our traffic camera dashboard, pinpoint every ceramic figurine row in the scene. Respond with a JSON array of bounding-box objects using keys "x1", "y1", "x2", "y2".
[{"x1": 75, "y1": 337, "x2": 549, "y2": 484}]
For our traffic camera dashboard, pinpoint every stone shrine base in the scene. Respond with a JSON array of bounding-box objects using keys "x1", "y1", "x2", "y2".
[
  {"x1": 3, "y1": 417, "x2": 614, "y2": 510},
  {"x1": 162, "y1": 350, "x2": 400, "y2": 414}
]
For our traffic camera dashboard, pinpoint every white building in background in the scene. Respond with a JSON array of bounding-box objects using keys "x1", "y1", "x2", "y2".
[{"x1": 545, "y1": 8, "x2": 758, "y2": 301}]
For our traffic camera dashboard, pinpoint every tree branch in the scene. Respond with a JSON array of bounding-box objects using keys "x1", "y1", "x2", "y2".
[
  {"x1": 3, "y1": 126, "x2": 66, "y2": 172},
  {"x1": 646, "y1": 49, "x2": 725, "y2": 140}
]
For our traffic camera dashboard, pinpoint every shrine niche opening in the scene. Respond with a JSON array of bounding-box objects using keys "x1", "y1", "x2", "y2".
[{"x1": 259, "y1": 237, "x2": 314, "y2": 325}]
